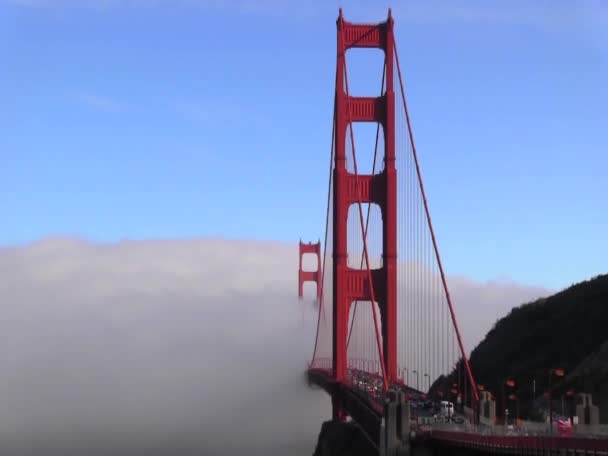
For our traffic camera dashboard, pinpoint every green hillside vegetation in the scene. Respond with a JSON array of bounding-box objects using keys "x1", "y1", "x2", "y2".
[{"x1": 432, "y1": 273, "x2": 608, "y2": 421}]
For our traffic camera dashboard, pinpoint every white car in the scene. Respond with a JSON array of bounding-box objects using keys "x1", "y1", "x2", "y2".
[{"x1": 439, "y1": 400, "x2": 454, "y2": 418}]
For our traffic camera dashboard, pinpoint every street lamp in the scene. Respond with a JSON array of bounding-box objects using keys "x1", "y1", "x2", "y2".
[
  {"x1": 548, "y1": 368, "x2": 565, "y2": 434},
  {"x1": 448, "y1": 382, "x2": 459, "y2": 412},
  {"x1": 424, "y1": 373, "x2": 430, "y2": 393},
  {"x1": 412, "y1": 370, "x2": 420, "y2": 391},
  {"x1": 566, "y1": 388, "x2": 575, "y2": 419},
  {"x1": 509, "y1": 393, "x2": 519, "y2": 423},
  {"x1": 502, "y1": 378, "x2": 516, "y2": 425},
  {"x1": 531, "y1": 378, "x2": 536, "y2": 418},
  {"x1": 397, "y1": 367, "x2": 408, "y2": 386}
]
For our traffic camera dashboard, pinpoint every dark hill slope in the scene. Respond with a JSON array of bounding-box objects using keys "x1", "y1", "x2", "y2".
[{"x1": 436, "y1": 274, "x2": 608, "y2": 420}]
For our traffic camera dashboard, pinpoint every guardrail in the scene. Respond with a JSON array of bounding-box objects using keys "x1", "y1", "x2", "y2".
[
  {"x1": 429, "y1": 428, "x2": 608, "y2": 454},
  {"x1": 429, "y1": 421, "x2": 608, "y2": 439},
  {"x1": 513, "y1": 421, "x2": 608, "y2": 437}
]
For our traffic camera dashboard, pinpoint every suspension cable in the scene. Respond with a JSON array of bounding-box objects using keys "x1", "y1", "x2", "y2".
[
  {"x1": 394, "y1": 40, "x2": 478, "y2": 402},
  {"x1": 310, "y1": 103, "x2": 336, "y2": 367}
]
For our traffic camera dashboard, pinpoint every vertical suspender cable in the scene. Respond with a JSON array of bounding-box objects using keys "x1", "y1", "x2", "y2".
[{"x1": 394, "y1": 40, "x2": 479, "y2": 402}]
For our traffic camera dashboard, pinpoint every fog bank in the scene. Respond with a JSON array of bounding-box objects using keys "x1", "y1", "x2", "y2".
[{"x1": 0, "y1": 238, "x2": 547, "y2": 455}]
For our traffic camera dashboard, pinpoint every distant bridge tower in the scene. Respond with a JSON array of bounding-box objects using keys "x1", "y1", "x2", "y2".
[{"x1": 298, "y1": 240, "x2": 322, "y2": 301}]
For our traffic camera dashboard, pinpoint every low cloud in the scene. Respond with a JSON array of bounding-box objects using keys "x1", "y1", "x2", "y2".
[
  {"x1": 0, "y1": 237, "x2": 546, "y2": 454},
  {"x1": 448, "y1": 275, "x2": 549, "y2": 352},
  {"x1": 0, "y1": 238, "x2": 328, "y2": 455}
]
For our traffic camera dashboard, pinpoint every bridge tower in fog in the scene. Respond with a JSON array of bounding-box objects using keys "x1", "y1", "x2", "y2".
[{"x1": 298, "y1": 240, "x2": 322, "y2": 301}]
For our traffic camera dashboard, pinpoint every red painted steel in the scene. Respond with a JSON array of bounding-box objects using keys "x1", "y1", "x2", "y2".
[
  {"x1": 298, "y1": 240, "x2": 322, "y2": 300},
  {"x1": 342, "y1": 22, "x2": 386, "y2": 49},
  {"x1": 310, "y1": 8, "x2": 492, "y2": 438},
  {"x1": 308, "y1": 10, "x2": 608, "y2": 454},
  {"x1": 340, "y1": 18, "x2": 387, "y2": 391},
  {"x1": 332, "y1": 8, "x2": 398, "y2": 389},
  {"x1": 344, "y1": 64, "x2": 386, "y2": 355}
]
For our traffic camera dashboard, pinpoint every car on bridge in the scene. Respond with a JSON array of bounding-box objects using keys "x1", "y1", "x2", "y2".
[{"x1": 438, "y1": 400, "x2": 454, "y2": 418}]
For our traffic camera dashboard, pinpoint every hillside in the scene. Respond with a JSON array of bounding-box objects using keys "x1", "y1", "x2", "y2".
[{"x1": 433, "y1": 273, "x2": 608, "y2": 421}]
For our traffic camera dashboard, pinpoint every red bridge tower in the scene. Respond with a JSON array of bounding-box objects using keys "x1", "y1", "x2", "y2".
[
  {"x1": 332, "y1": 10, "x2": 398, "y2": 388},
  {"x1": 298, "y1": 240, "x2": 322, "y2": 301}
]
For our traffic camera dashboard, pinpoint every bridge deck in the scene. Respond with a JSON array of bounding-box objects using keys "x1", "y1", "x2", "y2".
[{"x1": 309, "y1": 368, "x2": 608, "y2": 455}]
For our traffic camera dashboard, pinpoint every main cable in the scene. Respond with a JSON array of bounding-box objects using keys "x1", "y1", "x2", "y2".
[{"x1": 310, "y1": 100, "x2": 336, "y2": 366}]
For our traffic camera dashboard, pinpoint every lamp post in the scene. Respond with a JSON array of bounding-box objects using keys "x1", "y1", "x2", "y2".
[
  {"x1": 509, "y1": 393, "x2": 519, "y2": 423},
  {"x1": 502, "y1": 378, "x2": 516, "y2": 425},
  {"x1": 566, "y1": 388, "x2": 575, "y2": 419},
  {"x1": 424, "y1": 373, "x2": 430, "y2": 393},
  {"x1": 548, "y1": 368, "x2": 565, "y2": 434},
  {"x1": 531, "y1": 378, "x2": 536, "y2": 419},
  {"x1": 449, "y1": 383, "x2": 459, "y2": 413},
  {"x1": 412, "y1": 370, "x2": 419, "y2": 391}
]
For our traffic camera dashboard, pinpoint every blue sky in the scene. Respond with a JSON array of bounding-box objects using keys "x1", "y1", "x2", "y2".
[{"x1": 1, "y1": 0, "x2": 606, "y2": 289}]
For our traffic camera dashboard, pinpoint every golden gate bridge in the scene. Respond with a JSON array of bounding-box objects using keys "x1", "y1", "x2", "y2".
[{"x1": 297, "y1": 9, "x2": 608, "y2": 456}]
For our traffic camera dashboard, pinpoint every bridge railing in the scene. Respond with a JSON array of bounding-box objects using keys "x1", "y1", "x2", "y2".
[
  {"x1": 498, "y1": 421, "x2": 608, "y2": 438},
  {"x1": 428, "y1": 421, "x2": 608, "y2": 439},
  {"x1": 573, "y1": 424, "x2": 608, "y2": 436},
  {"x1": 310, "y1": 357, "x2": 332, "y2": 370}
]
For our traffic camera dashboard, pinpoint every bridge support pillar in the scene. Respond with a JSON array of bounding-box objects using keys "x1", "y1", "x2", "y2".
[
  {"x1": 331, "y1": 392, "x2": 346, "y2": 422},
  {"x1": 397, "y1": 392, "x2": 411, "y2": 445},
  {"x1": 478, "y1": 391, "x2": 496, "y2": 427},
  {"x1": 380, "y1": 391, "x2": 411, "y2": 456},
  {"x1": 576, "y1": 393, "x2": 599, "y2": 426}
]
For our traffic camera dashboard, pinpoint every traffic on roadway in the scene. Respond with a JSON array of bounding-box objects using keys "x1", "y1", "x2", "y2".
[{"x1": 346, "y1": 368, "x2": 466, "y2": 425}]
